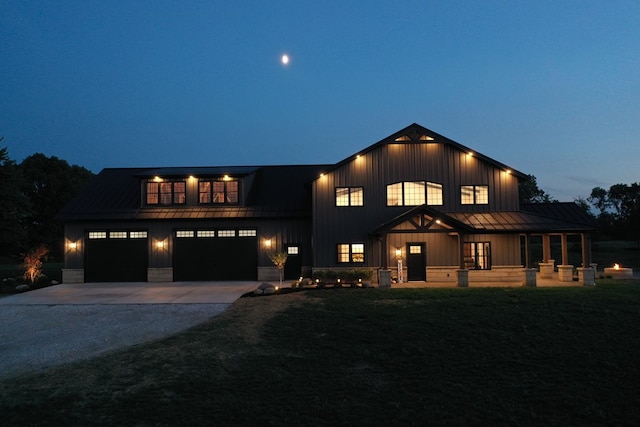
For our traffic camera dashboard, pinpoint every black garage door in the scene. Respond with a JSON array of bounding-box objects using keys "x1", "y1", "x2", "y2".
[
  {"x1": 85, "y1": 231, "x2": 148, "y2": 282},
  {"x1": 173, "y1": 229, "x2": 258, "y2": 281}
]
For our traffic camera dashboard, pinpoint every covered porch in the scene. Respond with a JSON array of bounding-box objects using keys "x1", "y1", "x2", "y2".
[{"x1": 372, "y1": 203, "x2": 598, "y2": 287}]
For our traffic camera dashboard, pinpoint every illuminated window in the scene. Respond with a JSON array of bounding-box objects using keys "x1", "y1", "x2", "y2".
[
  {"x1": 388, "y1": 181, "x2": 439, "y2": 206},
  {"x1": 461, "y1": 185, "x2": 488, "y2": 205},
  {"x1": 200, "y1": 180, "x2": 239, "y2": 204},
  {"x1": 427, "y1": 182, "x2": 443, "y2": 205},
  {"x1": 218, "y1": 230, "x2": 236, "y2": 237},
  {"x1": 147, "y1": 180, "x2": 186, "y2": 205},
  {"x1": 409, "y1": 245, "x2": 422, "y2": 254},
  {"x1": 336, "y1": 187, "x2": 363, "y2": 206},
  {"x1": 109, "y1": 231, "x2": 127, "y2": 239},
  {"x1": 88, "y1": 231, "x2": 107, "y2": 239},
  {"x1": 197, "y1": 230, "x2": 215, "y2": 238},
  {"x1": 287, "y1": 246, "x2": 299, "y2": 255},
  {"x1": 146, "y1": 182, "x2": 159, "y2": 204},
  {"x1": 403, "y1": 182, "x2": 425, "y2": 205},
  {"x1": 475, "y1": 186, "x2": 488, "y2": 204},
  {"x1": 129, "y1": 231, "x2": 148, "y2": 239},
  {"x1": 337, "y1": 243, "x2": 365, "y2": 263},
  {"x1": 386, "y1": 183, "x2": 403, "y2": 206},
  {"x1": 176, "y1": 230, "x2": 194, "y2": 238},
  {"x1": 199, "y1": 181, "x2": 211, "y2": 203},
  {"x1": 464, "y1": 242, "x2": 491, "y2": 270},
  {"x1": 238, "y1": 229, "x2": 257, "y2": 237}
]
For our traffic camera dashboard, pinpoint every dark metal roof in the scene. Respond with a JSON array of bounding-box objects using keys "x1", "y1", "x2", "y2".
[
  {"x1": 324, "y1": 123, "x2": 529, "y2": 181},
  {"x1": 56, "y1": 164, "x2": 329, "y2": 222},
  {"x1": 135, "y1": 166, "x2": 259, "y2": 178},
  {"x1": 372, "y1": 203, "x2": 598, "y2": 235}
]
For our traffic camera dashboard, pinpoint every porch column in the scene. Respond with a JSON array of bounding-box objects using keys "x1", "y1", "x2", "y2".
[
  {"x1": 458, "y1": 233, "x2": 465, "y2": 269},
  {"x1": 381, "y1": 234, "x2": 388, "y2": 269},
  {"x1": 542, "y1": 234, "x2": 551, "y2": 262},
  {"x1": 560, "y1": 234, "x2": 569, "y2": 265},
  {"x1": 523, "y1": 234, "x2": 531, "y2": 268},
  {"x1": 581, "y1": 233, "x2": 592, "y2": 267}
]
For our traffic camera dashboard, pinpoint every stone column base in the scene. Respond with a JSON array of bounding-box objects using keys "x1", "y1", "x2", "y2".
[
  {"x1": 457, "y1": 269, "x2": 469, "y2": 287},
  {"x1": 557, "y1": 265, "x2": 574, "y2": 282},
  {"x1": 378, "y1": 269, "x2": 391, "y2": 288},
  {"x1": 578, "y1": 267, "x2": 596, "y2": 286},
  {"x1": 147, "y1": 268, "x2": 173, "y2": 282},
  {"x1": 524, "y1": 268, "x2": 537, "y2": 287},
  {"x1": 539, "y1": 261, "x2": 555, "y2": 279},
  {"x1": 62, "y1": 269, "x2": 84, "y2": 284}
]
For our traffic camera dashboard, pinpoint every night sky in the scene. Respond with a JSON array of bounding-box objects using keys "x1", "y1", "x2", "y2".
[{"x1": 2, "y1": 1, "x2": 639, "y2": 201}]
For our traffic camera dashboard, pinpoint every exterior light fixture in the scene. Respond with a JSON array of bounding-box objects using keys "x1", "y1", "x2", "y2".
[
  {"x1": 265, "y1": 239, "x2": 272, "y2": 248},
  {"x1": 395, "y1": 248, "x2": 402, "y2": 257},
  {"x1": 68, "y1": 241, "x2": 77, "y2": 250},
  {"x1": 435, "y1": 219, "x2": 441, "y2": 224},
  {"x1": 505, "y1": 169, "x2": 511, "y2": 174},
  {"x1": 156, "y1": 240, "x2": 165, "y2": 249}
]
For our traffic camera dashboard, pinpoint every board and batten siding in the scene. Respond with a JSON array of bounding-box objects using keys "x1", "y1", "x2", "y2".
[{"x1": 312, "y1": 140, "x2": 521, "y2": 267}]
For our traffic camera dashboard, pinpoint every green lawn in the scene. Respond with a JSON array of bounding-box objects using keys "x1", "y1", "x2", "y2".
[{"x1": 1, "y1": 282, "x2": 640, "y2": 425}]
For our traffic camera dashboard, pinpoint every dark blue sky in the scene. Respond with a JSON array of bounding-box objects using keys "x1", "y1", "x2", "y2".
[{"x1": 2, "y1": 1, "x2": 639, "y2": 201}]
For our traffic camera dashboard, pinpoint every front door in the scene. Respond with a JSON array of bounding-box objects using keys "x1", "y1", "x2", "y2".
[
  {"x1": 406, "y1": 243, "x2": 426, "y2": 281},
  {"x1": 283, "y1": 244, "x2": 302, "y2": 280}
]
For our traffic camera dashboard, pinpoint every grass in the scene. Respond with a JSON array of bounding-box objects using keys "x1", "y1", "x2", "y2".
[{"x1": 1, "y1": 282, "x2": 640, "y2": 425}]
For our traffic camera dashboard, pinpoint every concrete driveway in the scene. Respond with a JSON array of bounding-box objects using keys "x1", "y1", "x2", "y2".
[{"x1": 0, "y1": 281, "x2": 258, "y2": 380}]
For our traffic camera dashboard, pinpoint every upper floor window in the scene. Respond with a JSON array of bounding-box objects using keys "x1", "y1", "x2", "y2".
[
  {"x1": 337, "y1": 243, "x2": 364, "y2": 263},
  {"x1": 199, "y1": 180, "x2": 239, "y2": 204},
  {"x1": 461, "y1": 185, "x2": 488, "y2": 205},
  {"x1": 336, "y1": 187, "x2": 363, "y2": 206},
  {"x1": 427, "y1": 182, "x2": 443, "y2": 205},
  {"x1": 387, "y1": 181, "x2": 442, "y2": 206},
  {"x1": 146, "y1": 181, "x2": 186, "y2": 205}
]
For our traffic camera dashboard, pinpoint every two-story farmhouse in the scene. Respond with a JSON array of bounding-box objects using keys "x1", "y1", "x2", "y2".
[{"x1": 57, "y1": 123, "x2": 597, "y2": 285}]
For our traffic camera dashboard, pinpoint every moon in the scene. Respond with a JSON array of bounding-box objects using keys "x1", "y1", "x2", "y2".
[{"x1": 281, "y1": 54, "x2": 290, "y2": 65}]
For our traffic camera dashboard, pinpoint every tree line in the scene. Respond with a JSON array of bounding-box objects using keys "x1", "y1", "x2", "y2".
[
  {"x1": 0, "y1": 145, "x2": 94, "y2": 263},
  {"x1": 520, "y1": 174, "x2": 640, "y2": 244}
]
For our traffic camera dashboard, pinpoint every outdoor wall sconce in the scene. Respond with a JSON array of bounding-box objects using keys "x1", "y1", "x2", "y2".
[
  {"x1": 395, "y1": 248, "x2": 402, "y2": 257},
  {"x1": 264, "y1": 239, "x2": 272, "y2": 248},
  {"x1": 68, "y1": 241, "x2": 78, "y2": 250},
  {"x1": 156, "y1": 240, "x2": 165, "y2": 249}
]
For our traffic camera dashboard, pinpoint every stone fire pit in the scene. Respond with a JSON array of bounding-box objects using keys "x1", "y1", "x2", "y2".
[{"x1": 603, "y1": 264, "x2": 633, "y2": 279}]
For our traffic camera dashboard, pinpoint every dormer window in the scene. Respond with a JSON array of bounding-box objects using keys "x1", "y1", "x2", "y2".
[
  {"x1": 199, "y1": 179, "x2": 239, "y2": 204},
  {"x1": 146, "y1": 180, "x2": 186, "y2": 205}
]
